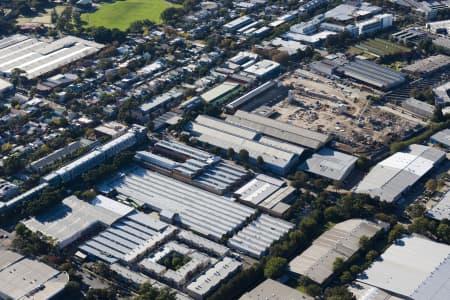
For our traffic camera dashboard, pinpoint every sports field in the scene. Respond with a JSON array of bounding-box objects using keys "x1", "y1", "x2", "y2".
[{"x1": 81, "y1": 0, "x2": 178, "y2": 30}]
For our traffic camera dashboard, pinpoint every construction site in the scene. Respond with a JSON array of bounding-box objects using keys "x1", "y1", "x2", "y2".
[{"x1": 274, "y1": 68, "x2": 421, "y2": 158}]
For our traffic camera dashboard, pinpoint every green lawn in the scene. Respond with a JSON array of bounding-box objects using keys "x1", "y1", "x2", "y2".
[{"x1": 81, "y1": 0, "x2": 178, "y2": 30}]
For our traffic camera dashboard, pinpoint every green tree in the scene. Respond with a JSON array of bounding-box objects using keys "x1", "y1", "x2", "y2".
[
  {"x1": 264, "y1": 256, "x2": 287, "y2": 279},
  {"x1": 239, "y1": 149, "x2": 249, "y2": 162},
  {"x1": 333, "y1": 257, "x2": 344, "y2": 272}
]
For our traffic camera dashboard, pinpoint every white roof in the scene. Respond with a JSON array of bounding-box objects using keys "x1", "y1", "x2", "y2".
[
  {"x1": 358, "y1": 235, "x2": 450, "y2": 299},
  {"x1": 355, "y1": 144, "x2": 445, "y2": 202},
  {"x1": 91, "y1": 195, "x2": 134, "y2": 217}
]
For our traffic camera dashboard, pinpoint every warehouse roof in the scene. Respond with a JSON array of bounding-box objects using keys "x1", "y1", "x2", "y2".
[
  {"x1": 235, "y1": 174, "x2": 294, "y2": 216},
  {"x1": 244, "y1": 59, "x2": 280, "y2": 77},
  {"x1": 23, "y1": 195, "x2": 129, "y2": 248},
  {"x1": 403, "y1": 54, "x2": 450, "y2": 76},
  {"x1": 101, "y1": 166, "x2": 255, "y2": 240},
  {"x1": 431, "y1": 128, "x2": 450, "y2": 148},
  {"x1": 226, "y1": 110, "x2": 329, "y2": 149},
  {"x1": 200, "y1": 82, "x2": 240, "y2": 103},
  {"x1": 0, "y1": 250, "x2": 69, "y2": 300},
  {"x1": 187, "y1": 257, "x2": 242, "y2": 297},
  {"x1": 324, "y1": 3, "x2": 381, "y2": 22},
  {"x1": 228, "y1": 214, "x2": 294, "y2": 258},
  {"x1": 427, "y1": 189, "x2": 450, "y2": 221},
  {"x1": 358, "y1": 235, "x2": 450, "y2": 300},
  {"x1": 240, "y1": 279, "x2": 313, "y2": 300},
  {"x1": 289, "y1": 219, "x2": 383, "y2": 284},
  {"x1": 354, "y1": 144, "x2": 445, "y2": 202},
  {"x1": 80, "y1": 211, "x2": 176, "y2": 263},
  {"x1": 0, "y1": 34, "x2": 103, "y2": 79},
  {"x1": 187, "y1": 120, "x2": 298, "y2": 172},
  {"x1": 300, "y1": 148, "x2": 357, "y2": 181},
  {"x1": 336, "y1": 59, "x2": 406, "y2": 90}
]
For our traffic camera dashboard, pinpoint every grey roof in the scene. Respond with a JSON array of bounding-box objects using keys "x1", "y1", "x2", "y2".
[
  {"x1": 324, "y1": 3, "x2": 382, "y2": 22},
  {"x1": 401, "y1": 97, "x2": 435, "y2": 118},
  {"x1": 355, "y1": 144, "x2": 445, "y2": 202},
  {"x1": 300, "y1": 148, "x2": 357, "y2": 181},
  {"x1": 403, "y1": 54, "x2": 450, "y2": 75},
  {"x1": 80, "y1": 211, "x2": 176, "y2": 263},
  {"x1": 24, "y1": 195, "x2": 128, "y2": 248},
  {"x1": 101, "y1": 166, "x2": 255, "y2": 240},
  {"x1": 289, "y1": 219, "x2": 383, "y2": 284},
  {"x1": 0, "y1": 34, "x2": 103, "y2": 79},
  {"x1": 234, "y1": 174, "x2": 294, "y2": 216},
  {"x1": 187, "y1": 117, "x2": 299, "y2": 174},
  {"x1": 336, "y1": 59, "x2": 406, "y2": 90},
  {"x1": 186, "y1": 257, "x2": 242, "y2": 297},
  {"x1": 431, "y1": 128, "x2": 450, "y2": 148},
  {"x1": 427, "y1": 189, "x2": 450, "y2": 221},
  {"x1": 358, "y1": 235, "x2": 450, "y2": 300},
  {"x1": 228, "y1": 214, "x2": 294, "y2": 258},
  {"x1": 226, "y1": 110, "x2": 329, "y2": 149},
  {"x1": 177, "y1": 230, "x2": 230, "y2": 257},
  {"x1": 240, "y1": 279, "x2": 313, "y2": 300},
  {"x1": 200, "y1": 82, "x2": 240, "y2": 103},
  {"x1": 0, "y1": 250, "x2": 69, "y2": 300}
]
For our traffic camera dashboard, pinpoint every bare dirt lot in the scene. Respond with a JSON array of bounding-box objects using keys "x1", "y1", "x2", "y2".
[{"x1": 274, "y1": 69, "x2": 422, "y2": 157}]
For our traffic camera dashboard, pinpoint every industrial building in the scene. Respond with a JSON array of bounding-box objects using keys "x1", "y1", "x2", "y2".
[
  {"x1": 186, "y1": 115, "x2": 302, "y2": 175},
  {"x1": 0, "y1": 250, "x2": 69, "y2": 300},
  {"x1": 139, "y1": 241, "x2": 211, "y2": 288},
  {"x1": 234, "y1": 174, "x2": 296, "y2": 217},
  {"x1": 228, "y1": 214, "x2": 294, "y2": 258},
  {"x1": 430, "y1": 128, "x2": 450, "y2": 149},
  {"x1": 403, "y1": 54, "x2": 450, "y2": 77},
  {"x1": 355, "y1": 13, "x2": 393, "y2": 36},
  {"x1": 240, "y1": 279, "x2": 313, "y2": 300},
  {"x1": 335, "y1": 58, "x2": 406, "y2": 91},
  {"x1": 200, "y1": 81, "x2": 240, "y2": 104},
  {"x1": 225, "y1": 81, "x2": 277, "y2": 112},
  {"x1": 177, "y1": 230, "x2": 229, "y2": 257},
  {"x1": 135, "y1": 140, "x2": 249, "y2": 195},
  {"x1": 288, "y1": 219, "x2": 384, "y2": 284},
  {"x1": 28, "y1": 138, "x2": 97, "y2": 173},
  {"x1": 324, "y1": 2, "x2": 382, "y2": 22},
  {"x1": 401, "y1": 97, "x2": 435, "y2": 119},
  {"x1": 24, "y1": 195, "x2": 133, "y2": 248},
  {"x1": 137, "y1": 88, "x2": 184, "y2": 121},
  {"x1": 354, "y1": 144, "x2": 445, "y2": 203},
  {"x1": 98, "y1": 166, "x2": 255, "y2": 241},
  {"x1": 80, "y1": 211, "x2": 177, "y2": 264},
  {"x1": 243, "y1": 59, "x2": 281, "y2": 80},
  {"x1": 186, "y1": 257, "x2": 242, "y2": 300},
  {"x1": 43, "y1": 124, "x2": 146, "y2": 184},
  {"x1": 224, "y1": 16, "x2": 254, "y2": 31},
  {"x1": 226, "y1": 110, "x2": 330, "y2": 149},
  {"x1": 0, "y1": 34, "x2": 104, "y2": 79},
  {"x1": 300, "y1": 148, "x2": 358, "y2": 182},
  {"x1": 427, "y1": 189, "x2": 450, "y2": 221},
  {"x1": 357, "y1": 235, "x2": 450, "y2": 300}
]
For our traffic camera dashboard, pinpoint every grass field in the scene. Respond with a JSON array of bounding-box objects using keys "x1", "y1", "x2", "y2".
[
  {"x1": 81, "y1": 0, "x2": 179, "y2": 30},
  {"x1": 349, "y1": 38, "x2": 411, "y2": 58}
]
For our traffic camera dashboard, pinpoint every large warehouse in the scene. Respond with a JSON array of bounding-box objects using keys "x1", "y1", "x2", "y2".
[
  {"x1": 23, "y1": 195, "x2": 133, "y2": 248},
  {"x1": 226, "y1": 110, "x2": 330, "y2": 150},
  {"x1": 288, "y1": 219, "x2": 384, "y2": 284},
  {"x1": 99, "y1": 166, "x2": 255, "y2": 241},
  {"x1": 335, "y1": 58, "x2": 406, "y2": 90},
  {"x1": 357, "y1": 235, "x2": 450, "y2": 300},
  {"x1": 300, "y1": 147, "x2": 357, "y2": 182},
  {"x1": 354, "y1": 144, "x2": 445, "y2": 203},
  {"x1": 187, "y1": 115, "x2": 303, "y2": 176},
  {"x1": 0, "y1": 250, "x2": 69, "y2": 300},
  {"x1": 0, "y1": 34, "x2": 104, "y2": 79},
  {"x1": 228, "y1": 214, "x2": 294, "y2": 258}
]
